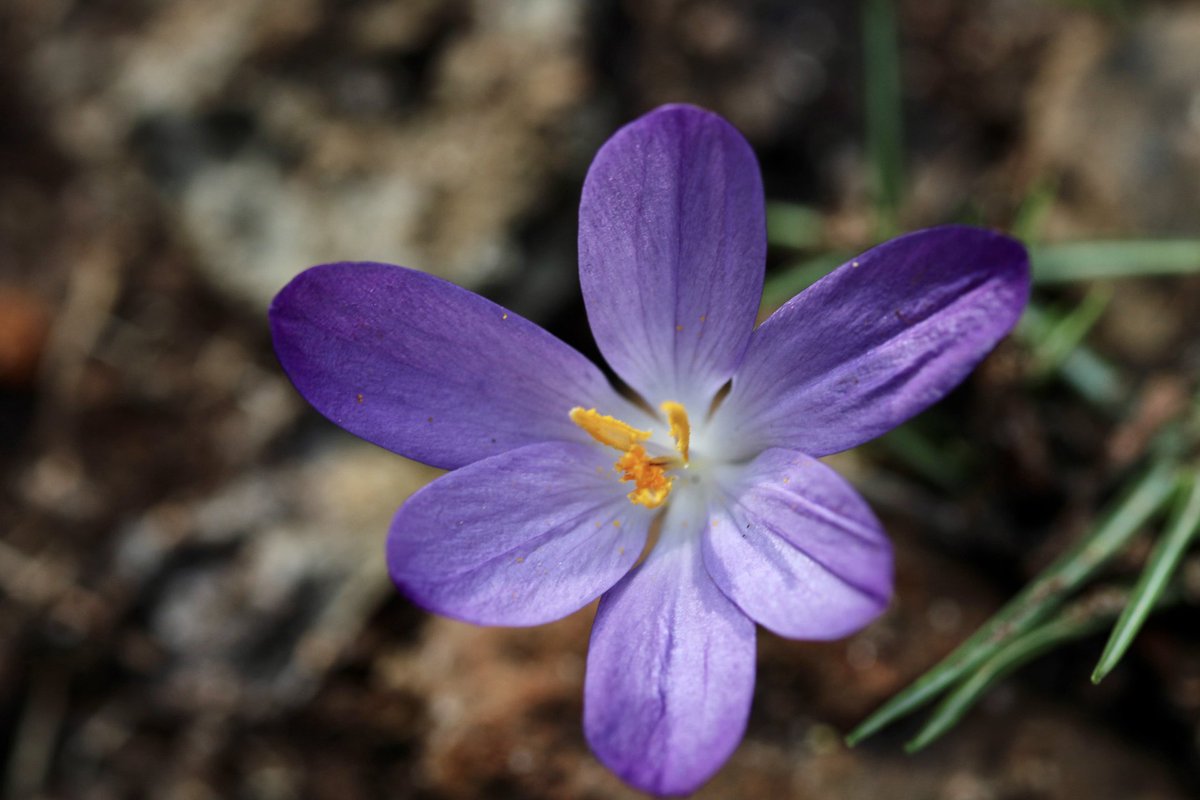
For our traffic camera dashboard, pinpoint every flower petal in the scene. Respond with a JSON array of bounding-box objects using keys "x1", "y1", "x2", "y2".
[
  {"x1": 584, "y1": 496, "x2": 755, "y2": 796},
  {"x1": 714, "y1": 226, "x2": 1030, "y2": 458},
  {"x1": 271, "y1": 262, "x2": 641, "y2": 470},
  {"x1": 578, "y1": 104, "x2": 766, "y2": 408},
  {"x1": 387, "y1": 441, "x2": 653, "y2": 626},
  {"x1": 704, "y1": 448, "x2": 892, "y2": 640}
]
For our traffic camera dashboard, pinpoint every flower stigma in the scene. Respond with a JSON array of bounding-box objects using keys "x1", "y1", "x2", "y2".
[{"x1": 569, "y1": 403, "x2": 692, "y2": 509}]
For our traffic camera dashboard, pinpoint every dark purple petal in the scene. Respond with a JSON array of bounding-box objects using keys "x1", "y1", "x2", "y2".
[
  {"x1": 714, "y1": 226, "x2": 1030, "y2": 458},
  {"x1": 271, "y1": 262, "x2": 640, "y2": 470},
  {"x1": 584, "y1": 499, "x2": 755, "y2": 796},
  {"x1": 387, "y1": 441, "x2": 653, "y2": 626},
  {"x1": 704, "y1": 448, "x2": 892, "y2": 640},
  {"x1": 578, "y1": 104, "x2": 766, "y2": 409}
]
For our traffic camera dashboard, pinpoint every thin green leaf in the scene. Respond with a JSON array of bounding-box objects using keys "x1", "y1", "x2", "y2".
[
  {"x1": 1031, "y1": 240, "x2": 1200, "y2": 284},
  {"x1": 766, "y1": 202, "x2": 825, "y2": 250},
  {"x1": 1017, "y1": 303, "x2": 1127, "y2": 410},
  {"x1": 1055, "y1": 347, "x2": 1128, "y2": 411},
  {"x1": 1011, "y1": 178, "x2": 1059, "y2": 244},
  {"x1": 906, "y1": 592, "x2": 1123, "y2": 752},
  {"x1": 1027, "y1": 286, "x2": 1112, "y2": 380},
  {"x1": 877, "y1": 425, "x2": 967, "y2": 492},
  {"x1": 1092, "y1": 469, "x2": 1200, "y2": 683},
  {"x1": 863, "y1": 0, "x2": 905, "y2": 238},
  {"x1": 845, "y1": 459, "x2": 1176, "y2": 745}
]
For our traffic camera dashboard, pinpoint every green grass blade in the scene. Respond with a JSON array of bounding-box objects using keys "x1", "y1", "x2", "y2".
[
  {"x1": 1031, "y1": 240, "x2": 1200, "y2": 284},
  {"x1": 1092, "y1": 469, "x2": 1200, "y2": 683},
  {"x1": 1028, "y1": 286, "x2": 1112, "y2": 379},
  {"x1": 1017, "y1": 303, "x2": 1127, "y2": 410},
  {"x1": 1011, "y1": 178, "x2": 1059, "y2": 243},
  {"x1": 877, "y1": 425, "x2": 967, "y2": 491},
  {"x1": 845, "y1": 459, "x2": 1176, "y2": 745},
  {"x1": 1055, "y1": 347, "x2": 1127, "y2": 411},
  {"x1": 766, "y1": 202, "x2": 825, "y2": 250},
  {"x1": 906, "y1": 593, "x2": 1121, "y2": 752},
  {"x1": 863, "y1": 0, "x2": 905, "y2": 238}
]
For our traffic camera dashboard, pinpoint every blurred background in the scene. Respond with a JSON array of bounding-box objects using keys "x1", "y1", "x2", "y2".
[{"x1": 3, "y1": 0, "x2": 1200, "y2": 797}]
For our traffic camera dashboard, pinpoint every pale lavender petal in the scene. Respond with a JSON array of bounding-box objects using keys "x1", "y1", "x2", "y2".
[
  {"x1": 714, "y1": 226, "x2": 1030, "y2": 459},
  {"x1": 271, "y1": 262, "x2": 642, "y2": 470},
  {"x1": 387, "y1": 441, "x2": 653, "y2": 626},
  {"x1": 704, "y1": 448, "x2": 892, "y2": 640},
  {"x1": 584, "y1": 497, "x2": 755, "y2": 796},
  {"x1": 579, "y1": 104, "x2": 766, "y2": 409}
]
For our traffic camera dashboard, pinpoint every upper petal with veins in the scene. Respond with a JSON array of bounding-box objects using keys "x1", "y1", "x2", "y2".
[{"x1": 578, "y1": 104, "x2": 766, "y2": 408}]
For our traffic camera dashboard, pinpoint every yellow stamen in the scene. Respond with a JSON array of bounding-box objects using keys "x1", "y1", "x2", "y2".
[
  {"x1": 569, "y1": 402, "x2": 691, "y2": 510},
  {"x1": 569, "y1": 407, "x2": 651, "y2": 450},
  {"x1": 614, "y1": 445, "x2": 673, "y2": 509},
  {"x1": 660, "y1": 401, "x2": 690, "y2": 462}
]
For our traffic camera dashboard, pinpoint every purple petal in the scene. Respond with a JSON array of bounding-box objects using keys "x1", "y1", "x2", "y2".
[
  {"x1": 271, "y1": 262, "x2": 640, "y2": 470},
  {"x1": 584, "y1": 499, "x2": 755, "y2": 796},
  {"x1": 578, "y1": 104, "x2": 766, "y2": 409},
  {"x1": 704, "y1": 448, "x2": 892, "y2": 640},
  {"x1": 387, "y1": 441, "x2": 653, "y2": 626},
  {"x1": 714, "y1": 226, "x2": 1030, "y2": 458}
]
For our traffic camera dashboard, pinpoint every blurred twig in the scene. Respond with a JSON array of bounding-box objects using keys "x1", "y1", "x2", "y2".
[
  {"x1": 863, "y1": 0, "x2": 905, "y2": 239},
  {"x1": 4, "y1": 667, "x2": 67, "y2": 799}
]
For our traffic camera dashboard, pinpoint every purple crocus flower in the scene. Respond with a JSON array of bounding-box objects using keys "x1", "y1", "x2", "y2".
[{"x1": 270, "y1": 104, "x2": 1029, "y2": 795}]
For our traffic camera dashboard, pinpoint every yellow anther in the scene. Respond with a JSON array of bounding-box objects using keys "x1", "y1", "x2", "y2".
[
  {"x1": 570, "y1": 404, "x2": 691, "y2": 510},
  {"x1": 569, "y1": 407, "x2": 651, "y2": 451},
  {"x1": 615, "y1": 445, "x2": 673, "y2": 509},
  {"x1": 660, "y1": 401, "x2": 691, "y2": 462}
]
